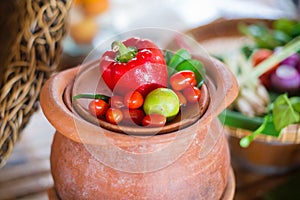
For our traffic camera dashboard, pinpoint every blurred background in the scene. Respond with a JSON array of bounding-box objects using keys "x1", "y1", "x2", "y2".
[
  {"x1": 63, "y1": 0, "x2": 300, "y2": 58},
  {"x1": 0, "y1": 0, "x2": 300, "y2": 199}
]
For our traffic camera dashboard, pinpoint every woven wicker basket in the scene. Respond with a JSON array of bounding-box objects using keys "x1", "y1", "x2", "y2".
[{"x1": 0, "y1": 0, "x2": 72, "y2": 167}]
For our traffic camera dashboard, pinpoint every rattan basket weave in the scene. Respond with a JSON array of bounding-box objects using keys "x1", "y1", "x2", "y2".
[{"x1": 0, "y1": 0, "x2": 72, "y2": 167}]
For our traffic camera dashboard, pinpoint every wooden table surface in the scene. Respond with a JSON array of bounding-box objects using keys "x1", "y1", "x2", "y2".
[
  {"x1": 1, "y1": 54, "x2": 300, "y2": 200},
  {"x1": 0, "y1": 109, "x2": 54, "y2": 200}
]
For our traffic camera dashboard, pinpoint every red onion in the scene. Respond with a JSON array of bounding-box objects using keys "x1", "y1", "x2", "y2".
[
  {"x1": 270, "y1": 65, "x2": 300, "y2": 94},
  {"x1": 280, "y1": 53, "x2": 300, "y2": 67}
]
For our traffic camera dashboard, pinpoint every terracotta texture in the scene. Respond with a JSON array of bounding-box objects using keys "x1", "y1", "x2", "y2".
[
  {"x1": 51, "y1": 119, "x2": 229, "y2": 199},
  {"x1": 40, "y1": 55, "x2": 238, "y2": 199}
]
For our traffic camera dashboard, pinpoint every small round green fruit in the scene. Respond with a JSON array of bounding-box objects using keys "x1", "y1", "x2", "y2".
[{"x1": 143, "y1": 88, "x2": 180, "y2": 119}]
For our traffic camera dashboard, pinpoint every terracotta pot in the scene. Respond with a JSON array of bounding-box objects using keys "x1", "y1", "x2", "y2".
[{"x1": 40, "y1": 50, "x2": 238, "y2": 199}]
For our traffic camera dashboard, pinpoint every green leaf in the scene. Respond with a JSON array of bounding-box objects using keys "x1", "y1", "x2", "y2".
[
  {"x1": 238, "y1": 93, "x2": 300, "y2": 148},
  {"x1": 273, "y1": 94, "x2": 300, "y2": 131},
  {"x1": 273, "y1": 18, "x2": 296, "y2": 36},
  {"x1": 272, "y1": 30, "x2": 292, "y2": 45},
  {"x1": 175, "y1": 59, "x2": 206, "y2": 87},
  {"x1": 164, "y1": 50, "x2": 174, "y2": 66},
  {"x1": 290, "y1": 96, "x2": 300, "y2": 113},
  {"x1": 168, "y1": 49, "x2": 191, "y2": 69},
  {"x1": 241, "y1": 45, "x2": 255, "y2": 59},
  {"x1": 291, "y1": 22, "x2": 300, "y2": 38},
  {"x1": 239, "y1": 23, "x2": 282, "y2": 49},
  {"x1": 239, "y1": 23, "x2": 267, "y2": 38},
  {"x1": 239, "y1": 113, "x2": 280, "y2": 148},
  {"x1": 260, "y1": 114, "x2": 281, "y2": 137}
]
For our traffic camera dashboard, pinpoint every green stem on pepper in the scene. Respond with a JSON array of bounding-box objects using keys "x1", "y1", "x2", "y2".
[
  {"x1": 112, "y1": 41, "x2": 138, "y2": 63},
  {"x1": 72, "y1": 93, "x2": 110, "y2": 103}
]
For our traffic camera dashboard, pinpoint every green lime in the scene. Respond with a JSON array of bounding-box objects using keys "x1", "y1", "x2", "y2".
[{"x1": 143, "y1": 88, "x2": 180, "y2": 119}]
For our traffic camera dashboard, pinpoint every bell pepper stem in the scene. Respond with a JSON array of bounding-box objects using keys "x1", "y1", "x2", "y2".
[
  {"x1": 112, "y1": 41, "x2": 138, "y2": 63},
  {"x1": 112, "y1": 41, "x2": 129, "y2": 55}
]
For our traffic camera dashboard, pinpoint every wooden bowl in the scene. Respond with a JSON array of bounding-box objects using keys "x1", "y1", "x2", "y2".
[{"x1": 188, "y1": 18, "x2": 300, "y2": 174}]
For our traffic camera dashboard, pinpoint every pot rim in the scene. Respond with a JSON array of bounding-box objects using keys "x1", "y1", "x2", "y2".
[
  {"x1": 40, "y1": 56, "x2": 238, "y2": 145},
  {"x1": 70, "y1": 61, "x2": 210, "y2": 136}
]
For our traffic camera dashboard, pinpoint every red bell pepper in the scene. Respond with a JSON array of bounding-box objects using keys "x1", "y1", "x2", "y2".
[{"x1": 99, "y1": 37, "x2": 168, "y2": 96}]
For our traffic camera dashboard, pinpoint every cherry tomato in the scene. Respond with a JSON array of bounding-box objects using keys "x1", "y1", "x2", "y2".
[
  {"x1": 251, "y1": 49, "x2": 273, "y2": 66},
  {"x1": 124, "y1": 91, "x2": 144, "y2": 109},
  {"x1": 251, "y1": 49, "x2": 279, "y2": 88},
  {"x1": 183, "y1": 86, "x2": 201, "y2": 103},
  {"x1": 175, "y1": 91, "x2": 187, "y2": 106},
  {"x1": 122, "y1": 109, "x2": 145, "y2": 125},
  {"x1": 142, "y1": 114, "x2": 166, "y2": 127},
  {"x1": 106, "y1": 108, "x2": 123, "y2": 125},
  {"x1": 110, "y1": 95, "x2": 125, "y2": 108},
  {"x1": 170, "y1": 70, "x2": 197, "y2": 91},
  {"x1": 88, "y1": 99, "x2": 109, "y2": 118}
]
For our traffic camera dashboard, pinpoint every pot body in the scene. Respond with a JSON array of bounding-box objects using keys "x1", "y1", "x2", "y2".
[{"x1": 51, "y1": 118, "x2": 230, "y2": 200}]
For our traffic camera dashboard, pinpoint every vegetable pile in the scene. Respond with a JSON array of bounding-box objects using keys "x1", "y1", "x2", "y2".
[
  {"x1": 218, "y1": 18, "x2": 300, "y2": 147},
  {"x1": 73, "y1": 37, "x2": 206, "y2": 128}
]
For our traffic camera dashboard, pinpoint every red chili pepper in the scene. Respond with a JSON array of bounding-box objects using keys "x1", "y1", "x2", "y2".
[{"x1": 99, "y1": 37, "x2": 168, "y2": 96}]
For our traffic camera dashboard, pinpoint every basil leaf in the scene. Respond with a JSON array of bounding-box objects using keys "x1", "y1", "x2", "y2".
[
  {"x1": 290, "y1": 96, "x2": 300, "y2": 113},
  {"x1": 260, "y1": 114, "x2": 281, "y2": 137},
  {"x1": 164, "y1": 50, "x2": 174, "y2": 66},
  {"x1": 175, "y1": 59, "x2": 206, "y2": 87},
  {"x1": 273, "y1": 93, "x2": 300, "y2": 131},
  {"x1": 168, "y1": 49, "x2": 191, "y2": 69}
]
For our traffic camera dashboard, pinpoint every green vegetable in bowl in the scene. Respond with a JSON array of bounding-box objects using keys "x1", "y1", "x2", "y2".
[
  {"x1": 234, "y1": 35, "x2": 300, "y2": 147},
  {"x1": 218, "y1": 18, "x2": 300, "y2": 147},
  {"x1": 239, "y1": 18, "x2": 300, "y2": 50},
  {"x1": 240, "y1": 93, "x2": 300, "y2": 147}
]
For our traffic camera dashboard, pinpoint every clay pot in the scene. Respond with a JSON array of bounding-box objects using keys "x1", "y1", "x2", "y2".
[{"x1": 40, "y1": 50, "x2": 238, "y2": 199}]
